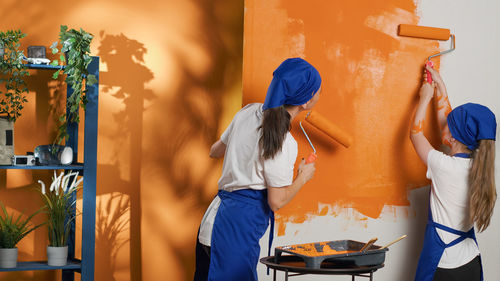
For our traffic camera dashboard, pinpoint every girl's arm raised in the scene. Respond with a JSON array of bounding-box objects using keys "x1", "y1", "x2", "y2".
[
  {"x1": 426, "y1": 65, "x2": 453, "y2": 146},
  {"x1": 410, "y1": 78, "x2": 435, "y2": 165}
]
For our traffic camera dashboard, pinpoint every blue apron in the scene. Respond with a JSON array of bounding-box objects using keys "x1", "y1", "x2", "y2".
[
  {"x1": 208, "y1": 189, "x2": 274, "y2": 281},
  {"x1": 415, "y1": 203, "x2": 483, "y2": 281}
]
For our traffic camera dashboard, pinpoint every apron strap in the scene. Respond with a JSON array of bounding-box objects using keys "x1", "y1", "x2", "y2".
[
  {"x1": 429, "y1": 220, "x2": 476, "y2": 247},
  {"x1": 267, "y1": 211, "x2": 274, "y2": 275}
]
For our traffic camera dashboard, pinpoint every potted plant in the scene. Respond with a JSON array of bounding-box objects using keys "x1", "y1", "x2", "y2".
[
  {"x1": 38, "y1": 171, "x2": 82, "y2": 266},
  {"x1": 50, "y1": 25, "x2": 97, "y2": 148},
  {"x1": 0, "y1": 30, "x2": 30, "y2": 164},
  {"x1": 0, "y1": 202, "x2": 44, "y2": 268}
]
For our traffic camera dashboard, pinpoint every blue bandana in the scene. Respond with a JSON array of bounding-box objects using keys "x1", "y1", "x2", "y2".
[
  {"x1": 262, "y1": 58, "x2": 322, "y2": 110},
  {"x1": 447, "y1": 103, "x2": 497, "y2": 150}
]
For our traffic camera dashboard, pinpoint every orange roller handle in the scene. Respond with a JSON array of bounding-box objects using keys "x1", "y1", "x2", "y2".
[
  {"x1": 425, "y1": 60, "x2": 434, "y2": 83},
  {"x1": 306, "y1": 152, "x2": 317, "y2": 164},
  {"x1": 305, "y1": 111, "x2": 352, "y2": 148},
  {"x1": 398, "y1": 24, "x2": 450, "y2": 41}
]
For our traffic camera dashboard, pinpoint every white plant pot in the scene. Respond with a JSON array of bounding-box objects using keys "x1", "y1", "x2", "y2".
[
  {"x1": 0, "y1": 118, "x2": 14, "y2": 165},
  {"x1": 47, "y1": 246, "x2": 68, "y2": 266},
  {"x1": 0, "y1": 248, "x2": 18, "y2": 268}
]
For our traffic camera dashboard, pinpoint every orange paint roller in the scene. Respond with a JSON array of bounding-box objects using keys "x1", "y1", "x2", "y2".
[
  {"x1": 397, "y1": 24, "x2": 455, "y2": 83},
  {"x1": 299, "y1": 111, "x2": 352, "y2": 164},
  {"x1": 305, "y1": 111, "x2": 352, "y2": 148}
]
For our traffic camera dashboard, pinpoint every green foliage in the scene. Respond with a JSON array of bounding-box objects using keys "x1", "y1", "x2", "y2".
[
  {"x1": 39, "y1": 171, "x2": 82, "y2": 247},
  {"x1": 0, "y1": 30, "x2": 29, "y2": 122},
  {"x1": 0, "y1": 202, "x2": 45, "y2": 249},
  {"x1": 50, "y1": 25, "x2": 96, "y2": 146}
]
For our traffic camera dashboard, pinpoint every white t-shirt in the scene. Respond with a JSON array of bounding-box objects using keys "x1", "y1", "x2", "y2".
[
  {"x1": 426, "y1": 149, "x2": 480, "y2": 268},
  {"x1": 198, "y1": 103, "x2": 298, "y2": 246}
]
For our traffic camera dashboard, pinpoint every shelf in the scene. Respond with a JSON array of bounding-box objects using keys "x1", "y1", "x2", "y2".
[
  {"x1": 0, "y1": 163, "x2": 83, "y2": 170},
  {"x1": 25, "y1": 64, "x2": 65, "y2": 70},
  {"x1": 0, "y1": 260, "x2": 81, "y2": 272},
  {"x1": 3, "y1": 56, "x2": 100, "y2": 281}
]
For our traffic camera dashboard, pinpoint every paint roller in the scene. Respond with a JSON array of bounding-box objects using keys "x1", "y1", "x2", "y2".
[
  {"x1": 299, "y1": 111, "x2": 353, "y2": 164},
  {"x1": 397, "y1": 24, "x2": 455, "y2": 83}
]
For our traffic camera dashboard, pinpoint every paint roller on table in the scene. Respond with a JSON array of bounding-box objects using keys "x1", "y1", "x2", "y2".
[
  {"x1": 299, "y1": 111, "x2": 353, "y2": 164},
  {"x1": 397, "y1": 24, "x2": 455, "y2": 83}
]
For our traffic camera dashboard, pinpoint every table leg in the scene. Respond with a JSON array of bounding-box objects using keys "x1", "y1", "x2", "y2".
[
  {"x1": 273, "y1": 269, "x2": 276, "y2": 281},
  {"x1": 285, "y1": 269, "x2": 288, "y2": 281},
  {"x1": 370, "y1": 272, "x2": 373, "y2": 281},
  {"x1": 352, "y1": 275, "x2": 355, "y2": 281}
]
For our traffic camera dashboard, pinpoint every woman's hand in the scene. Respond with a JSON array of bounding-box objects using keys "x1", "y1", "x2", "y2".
[
  {"x1": 297, "y1": 158, "x2": 316, "y2": 184},
  {"x1": 267, "y1": 159, "x2": 316, "y2": 212}
]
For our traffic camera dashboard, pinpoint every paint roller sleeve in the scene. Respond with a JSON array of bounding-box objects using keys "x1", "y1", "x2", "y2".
[
  {"x1": 305, "y1": 111, "x2": 352, "y2": 148},
  {"x1": 397, "y1": 24, "x2": 450, "y2": 41}
]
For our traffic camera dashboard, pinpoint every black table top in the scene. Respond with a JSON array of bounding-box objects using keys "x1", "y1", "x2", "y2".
[{"x1": 260, "y1": 255, "x2": 384, "y2": 275}]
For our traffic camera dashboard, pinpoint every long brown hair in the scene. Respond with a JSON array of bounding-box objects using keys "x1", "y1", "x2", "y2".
[
  {"x1": 469, "y1": 139, "x2": 496, "y2": 232},
  {"x1": 259, "y1": 105, "x2": 291, "y2": 160}
]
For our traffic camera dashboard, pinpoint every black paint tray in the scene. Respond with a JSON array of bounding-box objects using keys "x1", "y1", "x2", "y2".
[{"x1": 274, "y1": 240, "x2": 388, "y2": 269}]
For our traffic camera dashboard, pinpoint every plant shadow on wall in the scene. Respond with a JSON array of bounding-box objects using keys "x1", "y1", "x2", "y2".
[
  {"x1": 95, "y1": 192, "x2": 130, "y2": 281},
  {"x1": 142, "y1": 0, "x2": 244, "y2": 279},
  {"x1": 97, "y1": 31, "x2": 155, "y2": 281}
]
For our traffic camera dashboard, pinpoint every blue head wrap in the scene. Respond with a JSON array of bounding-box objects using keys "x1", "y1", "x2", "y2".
[
  {"x1": 262, "y1": 58, "x2": 322, "y2": 110},
  {"x1": 447, "y1": 103, "x2": 497, "y2": 150}
]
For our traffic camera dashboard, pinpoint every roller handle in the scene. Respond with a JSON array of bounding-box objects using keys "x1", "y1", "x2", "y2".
[
  {"x1": 425, "y1": 60, "x2": 434, "y2": 83},
  {"x1": 305, "y1": 152, "x2": 317, "y2": 164}
]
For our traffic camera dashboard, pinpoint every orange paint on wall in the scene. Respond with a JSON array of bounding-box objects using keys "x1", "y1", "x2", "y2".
[{"x1": 243, "y1": 0, "x2": 443, "y2": 235}]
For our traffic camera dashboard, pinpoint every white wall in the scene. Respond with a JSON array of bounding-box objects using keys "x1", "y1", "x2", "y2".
[{"x1": 258, "y1": 1, "x2": 500, "y2": 280}]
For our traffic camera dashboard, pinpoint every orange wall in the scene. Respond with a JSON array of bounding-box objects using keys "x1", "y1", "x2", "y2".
[
  {"x1": 243, "y1": 0, "x2": 442, "y2": 235},
  {"x1": 0, "y1": 0, "x2": 243, "y2": 280}
]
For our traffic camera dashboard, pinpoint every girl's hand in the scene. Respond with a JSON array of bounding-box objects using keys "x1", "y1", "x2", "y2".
[
  {"x1": 425, "y1": 64, "x2": 444, "y2": 85},
  {"x1": 419, "y1": 81, "x2": 434, "y2": 101},
  {"x1": 297, "y1": 158, "x2": 316, "y2": 184}
]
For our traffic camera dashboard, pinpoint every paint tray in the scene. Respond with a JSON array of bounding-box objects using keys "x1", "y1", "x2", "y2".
[{"x1": 274, "y1": 240, "x2": 388, "y2": 269}]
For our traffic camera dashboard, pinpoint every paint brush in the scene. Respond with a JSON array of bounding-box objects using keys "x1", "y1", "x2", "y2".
[
  {"x1": 359, "y1": 237, "x2": 378, "y2": 253},
  {"x1": 380, "y1": 234, "x2": 407, "y2": 250}
]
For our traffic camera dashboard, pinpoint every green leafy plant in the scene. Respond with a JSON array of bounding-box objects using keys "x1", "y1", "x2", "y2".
[
  {"x1": 50, "y1": 25, "x2": 97, "y2": 147},
  {"x1": 0, "y1": 30, "x2": 29, "y2": 122},
  {"x1": 39, "y1": 171, "x2": 82, "y2": 247},
  {"x1": 0, "y1": 202, "x2": 45, "y2": 249}
]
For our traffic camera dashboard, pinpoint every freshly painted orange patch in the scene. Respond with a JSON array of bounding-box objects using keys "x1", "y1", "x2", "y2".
[{"x1": 244, "y1": 0, "x2": 443, "y2": 235}]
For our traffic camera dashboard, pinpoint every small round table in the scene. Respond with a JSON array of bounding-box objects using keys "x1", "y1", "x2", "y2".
[{"x1": 260, "y1": 255, "x2": 384, "y2": 281}]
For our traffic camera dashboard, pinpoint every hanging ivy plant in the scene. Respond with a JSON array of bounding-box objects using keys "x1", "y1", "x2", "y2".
[
  {"x1": 50, "y1": 25, "x2": 97, "y2": 146},
  {"x1": 0, "y1": 30, "x2": 29, "y2": 122}
]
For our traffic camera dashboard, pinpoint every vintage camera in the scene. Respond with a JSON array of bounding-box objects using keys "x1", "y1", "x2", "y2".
[{"x1": 11, "y1": 155, "x2": 36, "y2": 166}]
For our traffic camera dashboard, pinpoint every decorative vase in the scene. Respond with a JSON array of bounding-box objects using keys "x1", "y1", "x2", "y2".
[
  {"x1": 0, "y1": 248, "x2": 18, "y2": 268},
  {"x1": 47, "y1": 245, "x2": 68, "y2": 266}
]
